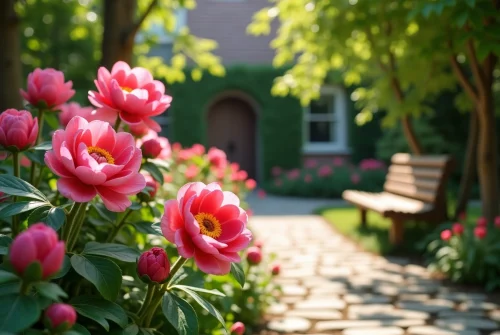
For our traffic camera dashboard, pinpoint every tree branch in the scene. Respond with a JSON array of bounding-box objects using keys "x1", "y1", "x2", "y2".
[
  {"x1": 127, "y1": 0, "x2": 158, "y2": 42},
  {"x1": 483, "y1": 53, "x2": 498, "y2": 87},
  {"x1": 466, "y1": 38, "x2": 487, "y2": 95},
  {"x1": 449, "y1": 54, "x2": 479, "y2": 103}
]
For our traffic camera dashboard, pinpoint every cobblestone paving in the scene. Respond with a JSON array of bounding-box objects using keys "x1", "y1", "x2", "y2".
[{"x1": 251, "y1": 215, "x2": 500, "y2": 335}]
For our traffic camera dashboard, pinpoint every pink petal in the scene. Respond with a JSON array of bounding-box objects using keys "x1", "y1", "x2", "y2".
[
  {"x1": 100, "y1": 163, "x2": 124, "y2": 179},
  {"x1": 75, "y1": 142, "x2": 99, "y2": 170},
  {"x1": 112, "y1": 146, "x2": 134, "y2": 166},
  {"x1": 192, "y1": 235, "x2": 227, "y2": 255},
  {"x1": 224, "y1": 229, "x2": 252, "y2": 252},
  {"x1": 88, "y1": 120, "x2": 115, "y2": 152},
  {"x1": 41, "y1": 241, "x2": 65, "y2": 278},
  {"x1": 214, "y1": 251, "x2": 241, "y2": 263},
  {"x1": 60, "y1": 143, "x2": 77, "y2": 174},
  {"x1": 161, "y1": 200, "x2": 183, "y2": 242},
  {"x1": 218, "y1": 219, "x2": 244, "y2": 243},
  {"x1": 214, "y1": 205, "x2": 240, "y2": 224},
  {"x1": 122, "y1": 148, "x2": 142, "y2": 173},
  {"x1": 221, "y1": 191, "x2": 240, "y2": 207},
  {"x1": 130, "y1": 67, "x2": 153, "y2": 87},
  {"x1": 57, "y1": 177, "x2": 97, "y2": 203},
  {"x1": 75, "y1": 166, "x2": 107, "y2": 185},
  {"x1": 142, "y1": 118, "x2": 161, "y2": 132},
  {"x1": 119, "y1": 112, "x2": 142, "y2": 125},
  {"x1": 175, "y1": 229, "x2": 195, "y2": 258},
  {"x1": 106, "y1": 173, "x2": 146, "y2": 194},
  {"x1": 194, "y1": 250, "x2": 231, "y2": 275},
  {"x1": 112, "y1": 132, "x2": 135, "y2": 157},
  {"x1": 109, "y1": 81, "x2": 126, "y2": 109},
  {"x1": 44, "y1": 151, "x2": 72, "y2": 178},
  {"x1": 198, "y1": 190, "x2": 224, "y2": 214},
  {"x1": 95, "y1": 186, "x2": 131, "y2": 212},
  {"x1": 111, "y1": 61, "x2": 131, "y2": 75},
  {"x1": 183, "y1": 196, "x2": 200, "y2": 236},
  {"x1": 177, "y1": 182, "x2": 205, "y2": 212}
]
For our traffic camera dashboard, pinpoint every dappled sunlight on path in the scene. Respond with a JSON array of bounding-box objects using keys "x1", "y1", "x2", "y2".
[{"x1": 250, "y1": 215, "x2": 500, "y2": 335}]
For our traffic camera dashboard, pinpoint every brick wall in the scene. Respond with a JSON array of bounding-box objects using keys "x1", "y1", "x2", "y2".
[{"x1": 187, "y1": 0, "x2": 277, "y2": 65}]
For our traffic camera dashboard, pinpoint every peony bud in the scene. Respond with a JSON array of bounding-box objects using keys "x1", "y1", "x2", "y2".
[
  {"x1": 230, "y1": 322, "x2": 245, "y2": 335},
  {"x1": 10, "y1": 223, "x2": 65, "y2": 280},
  {"x1": 44, "y1": 303, "x2": 77, "y2": 332},
  {"x1": 137, "y1": 247, "x2": 170, "y2": 283},
  {"x1": 440, "y1": 229, "x2": 452, "y2": 241},
  {"x1": 0, "y1": 109, "x2": 38, "y2": 152},
  {"x1": 20, "y1": 68, "x2": 75, "y2": 109},
  {"x1": 474, "y1": 226, "x2": 487, "y2": 239},
  {"x1": 271, "y1": 262, "x2": 280, "y2": 276},
  {"x1": 245, "y1": 179, "x2": 257, "y2": 190},
  {"x1": 452, "y1": 223, "x2": 464, "y2": 235},
  {"x1": 141, "y1": 138, "x2": 163, "y2": 159},
  {"x1": 207, "y1": 147, "x2": 227, "y2": 169},
  {"x1": 477, "y1": 217, "x2": 487, "y2": 227},
  {"x1": 139, "y1": 174, "x2": 160, "y2": 202},
  {"x1": 246, "y1": 246, "x2": 262, "y2": 265}
]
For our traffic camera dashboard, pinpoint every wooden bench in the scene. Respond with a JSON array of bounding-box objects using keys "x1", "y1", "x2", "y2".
[{"x1": 342, "y1": 153, "x2": 455, "y2": 245}]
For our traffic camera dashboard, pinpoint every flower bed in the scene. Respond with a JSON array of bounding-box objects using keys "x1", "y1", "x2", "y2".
[
  {"x1": 266, "y1": 158, "x2": 387, "y2": 198},
  {"x1": 0, "y1": 61, "x2": 277, "y2": 334}
]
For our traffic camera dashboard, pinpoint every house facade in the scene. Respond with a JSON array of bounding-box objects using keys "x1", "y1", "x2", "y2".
[{"x1": 160, "y1": 0, "x2": 359, "y2": 181}]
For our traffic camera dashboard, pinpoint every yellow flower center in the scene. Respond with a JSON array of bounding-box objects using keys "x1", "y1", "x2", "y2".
[
  {"x1": 122, "y1": 86, "x2": 134, "y2": 93},
  {"x1": 195, "y1": 212, "x2": 222, "y2": 239},
  {"x1": 87, "y1": 146, "x2": 115, "y2": 164}
]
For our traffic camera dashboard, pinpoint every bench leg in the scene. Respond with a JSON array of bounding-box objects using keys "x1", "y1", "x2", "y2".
[
  {"x1": 389, "y1": 218, "x2": 404, "y2": 245},
  {"x1": 360, "y1": 208, "x2": 367, "y2": 228}
]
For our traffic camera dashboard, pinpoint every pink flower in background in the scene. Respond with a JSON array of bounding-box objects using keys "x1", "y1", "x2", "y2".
[
  {"x1": 476, "y1": 217, "x2": 487, "y2": 227},
  {"x1": 161, "y1": 182, "x2": 252, "y2": 275},
  {"x1": 230, "y1": 162, "x2": 240, "y2": 172},
  {"x1": 474, "y1": 226, "x2": 487, "y2": 239},
  {"x1": 351, "y1": 173, "x2": 361, "y2": 184},
  {"x1": 246, "y1": 246, "x2": 262, "y2": 265},
  {"x1": 304, "y1": 174, "x2": 312, "y2": 183},
  {"x1": 245, "y1": 179, "x2": 257, "y2": 190},
  {"x1": 171, "y1": 142, "x2": 182, "y2": 152},
  {"x1": 440, "y1": 229, "x2": 452, "y2": 241},
  {"x1": 257, "y1": 189, "x2": 266, "y2": 199},
  {"x1": 10, "y1": 223, "x2": 65, "y2": 279},
  {"x1": 44, "y1": 117, "x2": 145, "y2": 211},
  {"x1": 178, "y1": 149, "x2": 195, "y2": 161},
  {"x1": 129, "y1": 123, "x2": 150, "y2": 137},
  {"x1": 230, "y1": 322, "x2": 245, "y2": 335},
  {"x1": 235, "y1": 170, "x2": 248, "y2": 181},
  {"x1": 274, "y1": 179, "x2": 283, "y2": 187},
  {"x1": 185, "y1": 164, "x2": 200, "y2": 179},
  {"x1": 494, "y1": 216, "x2": 500, "y2": 228},
  {"x1": 137, "y1": 247, "x2": 170, "y2": 283},
  {"x1": 191, "y1": 144, "x2": 205, "y2": 156},
  {"x1": 164, "y1": 173, "x2": 173, "y2": 183},
  {"x1": 143, "y1": 174, "x2": 160, "y2": 199},
  {"x1": 0, "y1": 109, "x2": 38, "y2": 152},
  {"x1": 212, "y1": 166, "x2": 226, "y2": 180},
  {"x1": 253, "y1": 239, "x2": 263, "y2": 248},
  {"x1": 271, "y1": 166, "x2": 282, "y2": 177},
  {"x1": 136, "y1": 130, "x2": 171, "y2": 160},
  {"x1": 305, "y1": 158, "x2": 317, "y2": 168},
  {"x1": 20, "y1": 68, "x2": 75, "y2": 109},
  {"x1": 287, "y1": 169, "x2": 300, "y2": 180},
  {"x1": 359, "y1": 158, "x2": 385, "y2": 171},
  {"x1": 88, "y1": 61, "x2": 172, "y2": 132},
  {"x1": 332, "y1": 157, "x2": 345, "y2": 166},
  {"x1": 44, "y1": 303, "x2": 77, "y2": 332},
  {"x1": 20, "y1": 155, "x2": 31, "y2": 167},
  {"x1": 59, "y1": 102, "x2": 115, "y2": 127},
  {"x1": 317, "y1": 165, "x2": 332, "y2": 177},
  {"x1": 271, "y1": 262, "x2": 281, "y2": 275},
  {"x1": 452, "y1": 223, "x2": 464, "y2": 235},
  {"x1": 208, "y1": 147, "x2": 228, "y2": 169}
]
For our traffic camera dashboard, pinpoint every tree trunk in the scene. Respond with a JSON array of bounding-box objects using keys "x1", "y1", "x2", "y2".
[
  {"x1": 454, "y1": 110, "x2": 478, "y2": 219},
  {"x1": 0, "y1": 0, "x2": 22, "y2": 111},
  {"x1": 401, "y1": 115, "x2": 423, "y2": 155},
  {"x1": 476, "y1": 91, "x2": 499, "y2": 222},
  {"x1": 101, "y1": 0, "x2": 137, "y2": 69}
]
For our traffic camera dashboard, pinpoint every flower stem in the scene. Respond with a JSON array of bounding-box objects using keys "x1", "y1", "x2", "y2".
[
  {"x1": 19, "y1": 280, "x2": 31, "y2": 295},
  {"x1": 65, "y1": 202, "x2": 88, "y2": 251},
  {"x1": 114, "y1": 117, "x2": 122, "y2": 132},
  {"x1": 11, "y1": 152, "x2": 20, "y2": 237},
  {"x1": 106, "y1": 208, "x2": 132, "y2": 243},
  {"x1": 166, "y1": 257, "x2": 188, "y2": 288},
  {"x1": 36, "y1": 109, "x2": 45, "y2": 145},
  {"x1": 137, "y1": 283, "x2": 157, "y2": 320}
]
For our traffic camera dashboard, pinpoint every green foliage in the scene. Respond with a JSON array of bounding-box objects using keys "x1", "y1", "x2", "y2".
[{"x1": 168, "y1": 65, "x2": 304, "y2": 179}]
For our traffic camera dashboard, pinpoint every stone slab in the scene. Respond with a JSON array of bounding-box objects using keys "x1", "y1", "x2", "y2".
[
  {"x1": 342, "y1": 327, "x2": 404, "y2": 335},
  {"x1": 315, "y1": 319, "x2": 425, "y2": 331},
  {"x1": 435, "y1": 318, "x2": 499, "y2": 331},
  {"x1": 295, "y1": 298, "x2": 346, "y2": 310},
  {"x1": 281, "y1": 284, "x2": 308, "y2": 297},
  {"x1": 397, "y1": 299, "x2": 455, "y2": 313},
  {"x1": 286, "y1": 309, "x2": 343, "y2": 320},
  {"x1": 438, "y1": 310, "x2": 485, "y2": 319},
  {"x1": 267, "y1": 317, "x2": 311, "y2": 333},
  {"x1": 407, "y1": 325, "x2": 479, "y2": 335},
  {"x1": 458, "y1": 301, "x2": 498, "y2": 311},
  {"x1": 268, "y1": 303, "x2": 288, "y2": 315},
  {"x1": 344, "y1": 294, "x2": 391, "y2": 305}
]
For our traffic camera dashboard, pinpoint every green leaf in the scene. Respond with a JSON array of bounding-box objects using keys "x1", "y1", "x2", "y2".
[
  {"x1": 465, "y1": 0, "x2": 475, "y2": 7},
  {"x1": 0, "y1": 281, "x2": 21, "y2": 297},
  {"x1": 132, "y1": 221, "x2": 163, "y2": 236},
  {"x1": 67, "y1": 323, "x2": 92, "y2": 335},
  {"x1": 44, "y1": 112, "x2": 60, "y2": 130},
  {"x1": 0, "y1": 294, "x2": 40, "y2": 333},
  {"x1": 0, "y1": 175, "x2": 48, "y2": 201},
  {"x1": 71, "y1": 296, "x2": 128, "y2": 331},
  {"x1": 172, "y1": 285, "x2": 224, "y2": 297},
  {"x1": 120, "y1": 324, "x2": 139, "y2": 335},
  {"x1": 0, "y1": 201, "x2": 49, "y2": 218},
  {"x1": 28, "y1": 207, "x2": 66, "y2": 231},
  {"x1": 32, "y1": 141, "x2": 52, "y2": 151},
  {"x1": 33, "y1": 282, "x2": 67, "y2": 301},
  {"x1": 141, "y1": 162, "x2": 164, "y2": 184},
  {"x1": 169, "y1": 269, "x2": 189, "y2": 286},
  {"x1": 230, "y1": 263, "x2": 245, "y2": 288},
  {"x1": 52, "y1": 255, "x2": 71, "y2": 279},
  {"x1": 91, "y1": 203, "x2": 117, "y2": 223},
  {"x1": 82, "y1": 242, "x2": 140, "y2": 263},
  {"x1": 0, "y1": 235, "x2": 12, "y2": 255},
  {"x1": 0, "y1": 271, "x2": 19, "y2": 285},
  {"x1": 23, "y1": 261, "x2": 43, "y2": 283},
  {"x1": 175, "y1": 286, "x2": 227, "y2": 334},
  {"x1": 24, "y1": 150, "x2": 45, "y2": 165},
  {"x1": 162, "y1": 293, "x2": 199, "y2": 335},
  {"x1": 70, "y1": 255, "x2": 122, "y2": 301}
]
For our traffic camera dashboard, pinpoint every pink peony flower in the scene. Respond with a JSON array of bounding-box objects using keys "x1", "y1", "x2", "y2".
[
  {"x1": 257, "y1": 189, "x2": 266, "y2": 199},
  {"x1": 495, "y1": 216, "x2": 500, "y2": 228},
  {"x1": 440, "y1": 229, "x2": 452, "y2": 241},
  {"x1": 230, "y1": 163, "x2": 240, "y2": 172},
  {"x1": 452, "y1": 223, "x2": 464, "y2": 235},
  {"x1": 212, "y1": 166, "x2": 226, "y2": 180},
  {"x1": 191, "y1": 144, "x2": 205, "y2": 156},
  {"x1": 44, "y1": 116, "x2": 145, "y2": 211},
  {"x1": 333, "y1": 157, "x2": 345, "y2": 166},
  {"x1": 185, "y1": 164, "x2": 200, "y2": 180},
  {"x1": 235, "y1": 170, "x2": 248, "y2": 182},
  {"x1": 246, "y1": 246, "x2": 262, "y2": 265},
  {"x1": 271, "y1": 262, "x2": 281, "y2": 275},
  {"x1": 171, "y1": 142, "x2": 182, "y2": 152},
  {"x1": 476, "y1": 217, "x2": 487, "y2": 227},
  {"x1": 137, "y1": 247, "x2": 170, "y2": 283},
  {"x1": 143, "y1": 174, "x2": 160, "y2": 199},
  {"x1": 287, "y1": 169, "x2": 300, "y2": 180},
  {"x1": 351, "y1": 173, "x2": 361, "y2": 184},
  {"x1": 245, "y1": 179, "x2": 257, "y2": 190},
  {"x1": 208, "y1": 147, "x2": 227, "y2": 169},
  {"x1": 359, "y1": 158, "x2": 385, "y2": 171},
  {"x1": 271, "y1": 166, "x2": 282, "y2": 177},
  {"x1": 305, "y1": 158, "x2": 317, "y2": 168},
  {"x1": 20, "y1": 68, "x2": 75, "y2": 109},
  {"x1": 0, "y1": 109, "x2": 38, "y2": 152},
  {"x1": 88, "y1": 61, "x2": 172, "y2": 132},
  {"x1": 230, "y1": 322, "x2": 245, "y2": 335},
  {"x1": 304, "y1": 174, "x2": 312, "y2": 183},
  {"x1": 136, "y1": 130, "x2": 171, "y2": 160},
  {"x1": 59, "y1": 102, "x2": 115, "y2": 127},
  {"x1": 10, "y1": 223, "x2": 65, "y2": 279},
  {"x1": 161, "y1": 182, "x2": 252, "y2": 275},
  {"x1": 178, "y1": 149, "x2": 196, "y2": 161},
  {"x1": 474, "y1": 226, "x2": 487, "y2": 239},
  {"x1": 44, "y1": 303, "x2": 77, "y2": 332},
  {"x1": 317, "y1": 165, "x2": 332, "y2": 177}
]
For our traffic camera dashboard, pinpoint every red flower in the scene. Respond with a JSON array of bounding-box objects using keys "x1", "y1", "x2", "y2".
[
  {"x1": 440, "y1": 229, "x2": 452, "y2": 241},
  {"x1": 474, "y1": 226, "x2": 487, "y2": 239},
  {"x1": 452, "y1": 223, "x2": 464, "y2": 235},
  {"x1": 230, "y1": 322, "x2": 245, "y2": 335},
  {"x1": 0, "y1": 109, "x2": 38, "y2": 152},
  {"x1": 207, "y1": 147, "x2": 227, "y2": 169},
  {"x1": 271, "y1": 262, "x2": 281, "y2": 275},
  {"x1": 246, "y1": 246, "x2": 262, "y2": 265},
  {"x1": 44, "y1": 303, "x2": 77, "y2": 332},
  {"x1": 137, "y1": 247, "x2": 171, "y2": 283},
  {"x1": 477, "y1": 217, "x2": 487, "y2": 227},
  {"x1": 494, "y1": 216, "x2": 500, "y2": 228}
]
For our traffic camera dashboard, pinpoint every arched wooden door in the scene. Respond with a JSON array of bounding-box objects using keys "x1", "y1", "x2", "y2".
[{"x1": 207, "y1": 97, "x2": 256, "y2": 179}]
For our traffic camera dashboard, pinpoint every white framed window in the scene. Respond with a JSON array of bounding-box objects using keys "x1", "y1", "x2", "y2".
[{"x1": 303, "y1": 85, "x2": 349, "y2": 154}]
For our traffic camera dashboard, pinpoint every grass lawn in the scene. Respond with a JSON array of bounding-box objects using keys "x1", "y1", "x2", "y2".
[{"x1": 315, "y1": 203, "x2": 481, "y2": 256}]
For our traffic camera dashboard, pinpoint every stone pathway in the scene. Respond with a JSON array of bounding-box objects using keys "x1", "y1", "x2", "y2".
[{"x1": 251, "y1": 215, "x2": 500, "y2": 335}]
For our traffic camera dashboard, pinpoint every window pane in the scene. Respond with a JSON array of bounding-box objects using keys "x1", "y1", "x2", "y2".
[
  {"x1": 310, "y1": 95, "x2": 334, "y2": 115},
  {"x1": 309, "y1": 121, "x2": 333, "y2": 142}
]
